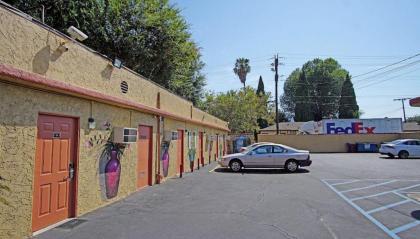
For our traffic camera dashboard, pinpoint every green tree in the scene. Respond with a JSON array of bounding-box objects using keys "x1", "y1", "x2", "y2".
[
  {"x1": 256, "y1": 75, "x2": 265, "y2": 96},
  {"x1": 281, "y1": 58, "x2": 350, "y2": 121},
  {"x1": 294, "y1": 70, "x2": 312, "y2": 121},
  {"x1": 338, "y1": 74, "x2": 359, "y2": 118},
  {"x1": 233, "y1": 58, "x2": 251, "y2": 89},
  {"x1": 198, "y1": 87, "x2": 273, "y2": 133},
  {"x1": 407, "y1": 115, "x2": 420, "y2": 124},
  {"x1": 276, "y1": 111, "x2": 289, "y2": 123},
  {"x1": 6, "y1": 0, "x2": 206, "y2": 104}
]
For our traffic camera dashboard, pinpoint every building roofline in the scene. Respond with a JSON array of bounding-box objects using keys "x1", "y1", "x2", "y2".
[{"x1": 0, "y1": 64, "x2": 229, "y2": 131}]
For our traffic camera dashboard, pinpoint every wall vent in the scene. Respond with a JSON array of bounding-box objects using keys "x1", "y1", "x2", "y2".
[{"x1": 120, "y1": 81, "x2": 128, "y2": 93}]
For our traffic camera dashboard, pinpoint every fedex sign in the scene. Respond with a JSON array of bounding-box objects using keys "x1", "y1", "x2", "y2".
[
  {"x1": 322, "y1": 118, "x2": 402, "y2": 135},
  {"x1": 326, "y1": 122, "x2": 375, "y2": 134}
]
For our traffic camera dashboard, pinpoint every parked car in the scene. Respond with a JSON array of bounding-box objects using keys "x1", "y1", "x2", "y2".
[
  {"x1": 379, "y1": 139, "x2": 420, "y2": 159},
  {"x1": 218, "y1": 143, "x2": 312, "y2": 172}
]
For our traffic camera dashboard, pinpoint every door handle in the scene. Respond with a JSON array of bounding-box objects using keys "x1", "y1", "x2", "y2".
[{"x1": 68, "y1": 163, "x2": 75, "y2": 181}]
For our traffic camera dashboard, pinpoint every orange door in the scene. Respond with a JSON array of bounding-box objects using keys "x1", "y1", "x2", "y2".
[
  {"x1": 215, "y1": 135, "x2": 219, "y2": 161},
  {"x1": 224, "y1": 136, "x2": 227, "y2": 155},
  {"x1": 137, "y1": 125, "x2": 153, "y2": 189},
  {"x1": 199, "y1": 132, "x2": 204, "y2": 166},
  {"x1": 177, "y1": 129, "x2": 184, "y2": 176},
  {"x1": 32, "y1": 114, "x2": 77, "y2": 232}
]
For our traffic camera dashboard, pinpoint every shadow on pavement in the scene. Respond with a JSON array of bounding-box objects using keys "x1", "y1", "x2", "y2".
[
  {"x1": 379, "y1": 156, "x2": 420, "y2": 160},
  {"x1": 412, "y1": 210, "x2": 420, "y2": 220},
  {"x1": 214, "y1": 167, "x2": 310, "y2": 174}
]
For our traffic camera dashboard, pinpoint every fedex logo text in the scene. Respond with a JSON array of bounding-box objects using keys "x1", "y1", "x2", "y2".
[{"x1": 326, "y1": 122, "x2": 376, "y2": 134}]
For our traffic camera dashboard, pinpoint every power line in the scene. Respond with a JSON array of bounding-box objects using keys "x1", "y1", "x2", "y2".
[
  {"x1": 356, "y1": 66, "x2": 420, "y2": 90},
  {"x1": 352, "y1": 53, "x2": 420, "y2": 79},
  {"x1": 354, "y1": 60, "x2": 420, "y2": 85},
  {"x1": 370, "y1": 107, "x2": 402, "y2": 118}
]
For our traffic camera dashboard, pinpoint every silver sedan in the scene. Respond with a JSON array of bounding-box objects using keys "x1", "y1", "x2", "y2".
[{"x1": 219, "y1": 143, "x2": 312, "y2": 172}]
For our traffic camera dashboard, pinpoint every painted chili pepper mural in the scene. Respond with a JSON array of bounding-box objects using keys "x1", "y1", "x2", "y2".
[
  {"x1": 188, "y1": 132, "x2": 196, "y2": 171},
  {"x1": 100, "y1": 140, "x2": 125, "y2": 200},
  {"x1": 161, "y1": 142, "x2": 170, "y2": 177},
  {"x1": 105, "y1": 150, "x2": 121, "y2": 198}
]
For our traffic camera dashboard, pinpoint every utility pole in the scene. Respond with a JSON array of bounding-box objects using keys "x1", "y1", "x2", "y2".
[
  {"x1": 393, "y1": 98, "x2": 411, "y2": 122},
  {"x1": 273, "y1": 54, "x2": 279, "y2": 134}
]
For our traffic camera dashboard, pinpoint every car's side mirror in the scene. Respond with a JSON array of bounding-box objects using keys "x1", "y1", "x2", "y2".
[{"x1": 248, "y1": 151, "x2": 255, "y2": 155}]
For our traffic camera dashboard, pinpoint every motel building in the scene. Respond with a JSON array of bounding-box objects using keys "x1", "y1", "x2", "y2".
[{"x1": 0, "y1": 5, "x2": 229, "y2": 238}]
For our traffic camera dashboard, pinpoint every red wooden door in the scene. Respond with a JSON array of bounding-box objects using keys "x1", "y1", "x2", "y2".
[
  {"x1": 199, "y1": 132, "x2": 204, "y2": 166},
  {"x1": 137, "y1": 125, "x2": 153, "y2": 189},
  {"x1": 177, "y1": 130, "x2": 184, "y2": 176},
  {"x1": 32, "y1": 114, "x2": 77, "y2": 232}
]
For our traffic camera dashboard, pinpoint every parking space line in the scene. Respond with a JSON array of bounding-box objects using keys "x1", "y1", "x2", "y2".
[
  {"x1": 340, "y1": 180, "x2": 397, "y2": 193},
  {"x1": 331, "y1": 180, "x2": 360, "y2": 186},
  {"x1": 366, "y1": 199, "x2": 410, "y2": 214},
  {"x1": 392, "y1": 221, "x2": 420, "y2": 234},
  {"x1": 322, "y1": 180, "x2": 401, "y2": 239},
  {"x1": 208, "y1": 165, "x2": 219, "y2": 173},
  {"x1": 351, "y1": 183, "x2": 420, "y2": 201},
  {"x1": 393, "y1": 191, "x2": 420, "y2": 206}
]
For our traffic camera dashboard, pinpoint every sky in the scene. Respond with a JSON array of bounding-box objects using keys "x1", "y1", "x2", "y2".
[{"x1": 171, "y1": 0, "x2": 420, "y2": 119}]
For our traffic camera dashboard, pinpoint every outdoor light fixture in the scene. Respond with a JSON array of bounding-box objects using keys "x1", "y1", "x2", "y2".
[
  {"x1": 67, "y1": 26, "x2": 88, "y2": 42},
  {"x1": 113, "y1": 58, "x2": 123, "y2": 68},
  {"x1": 88, "y1": 117, "x2": 96, "y2": 129}
]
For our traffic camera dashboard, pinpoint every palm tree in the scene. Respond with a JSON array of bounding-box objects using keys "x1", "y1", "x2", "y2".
[{"x1": 233, "y1": 58, "x2": 251, "y2": 89}]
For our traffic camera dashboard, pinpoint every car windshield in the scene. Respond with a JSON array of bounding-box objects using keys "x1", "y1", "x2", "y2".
[{"x1": 241, "y1": 144, "x2": 261, "y2": 154}]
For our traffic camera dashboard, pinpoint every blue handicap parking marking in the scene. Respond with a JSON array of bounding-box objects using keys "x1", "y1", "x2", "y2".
[{"x1": 323, "y1": 179, "x2": 420, "y2": 239}]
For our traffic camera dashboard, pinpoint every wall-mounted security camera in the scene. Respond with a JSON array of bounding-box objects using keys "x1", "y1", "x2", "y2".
[{"x1": 67, "y1": 26, "x2": 88, "y2": 42}]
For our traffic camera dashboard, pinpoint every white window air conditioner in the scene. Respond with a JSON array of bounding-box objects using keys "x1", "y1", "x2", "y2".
[
  {"x1": 163, "y1": 131, "x2": 179, "y2": 141},
  {"x1": 112, "y1": 127, "x2": 138, "y2": 144}
]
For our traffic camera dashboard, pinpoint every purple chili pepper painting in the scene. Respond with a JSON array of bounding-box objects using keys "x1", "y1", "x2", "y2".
[
  {"x1": 162, "y1": 147, "x2": 169, "y2": 177},
  {"x1": 105, "y1": 150, "x2": 121, "y2": 199}
]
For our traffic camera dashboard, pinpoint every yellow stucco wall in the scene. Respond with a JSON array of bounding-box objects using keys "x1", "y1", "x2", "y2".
[
  {"x1": 258, "y1": 133, "x2": 420, "y2": 153},
  {"x1": 0, "y1": 7, "x2": 228, "y2": 130},
  {"x1": 0, "y1": 81, "x2": 227, "y2": 239},
  {"x1": 0, "y1": 6, "x2": 229, "y2": 239}
]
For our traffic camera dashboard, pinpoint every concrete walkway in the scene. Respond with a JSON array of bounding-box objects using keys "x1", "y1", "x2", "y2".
[{"x1": 35, "y1": 154, "x2": 420, "y2": 239}]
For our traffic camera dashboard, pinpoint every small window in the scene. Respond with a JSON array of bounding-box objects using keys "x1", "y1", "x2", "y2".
[
  {"x1": 273, "y1": 146, "x2": 285, "y2": 153},
  {"x1": 253, "y1": 146, "x2": 272, "y2": 154}
]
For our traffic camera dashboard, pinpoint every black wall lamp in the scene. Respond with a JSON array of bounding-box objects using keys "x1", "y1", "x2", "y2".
[{"x1": 88, "y1": 117, "x2": 96, "y2": 129}]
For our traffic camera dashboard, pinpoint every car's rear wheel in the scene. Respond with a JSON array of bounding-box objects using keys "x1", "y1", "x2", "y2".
[
  {"x1": 398, "y1": 150, "x2": 409, "y2": 159},
  {"x1": 285, "y1": 159, "x2": 298, "y2": 173},
  {"x1": 229, "y1": 160, "x2": 242, "y2": 172}
]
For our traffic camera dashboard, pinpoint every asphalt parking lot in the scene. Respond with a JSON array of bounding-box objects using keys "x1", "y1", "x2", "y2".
[{"x1": 36, "y1": 153, "x2": 420, "y2": 239}]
